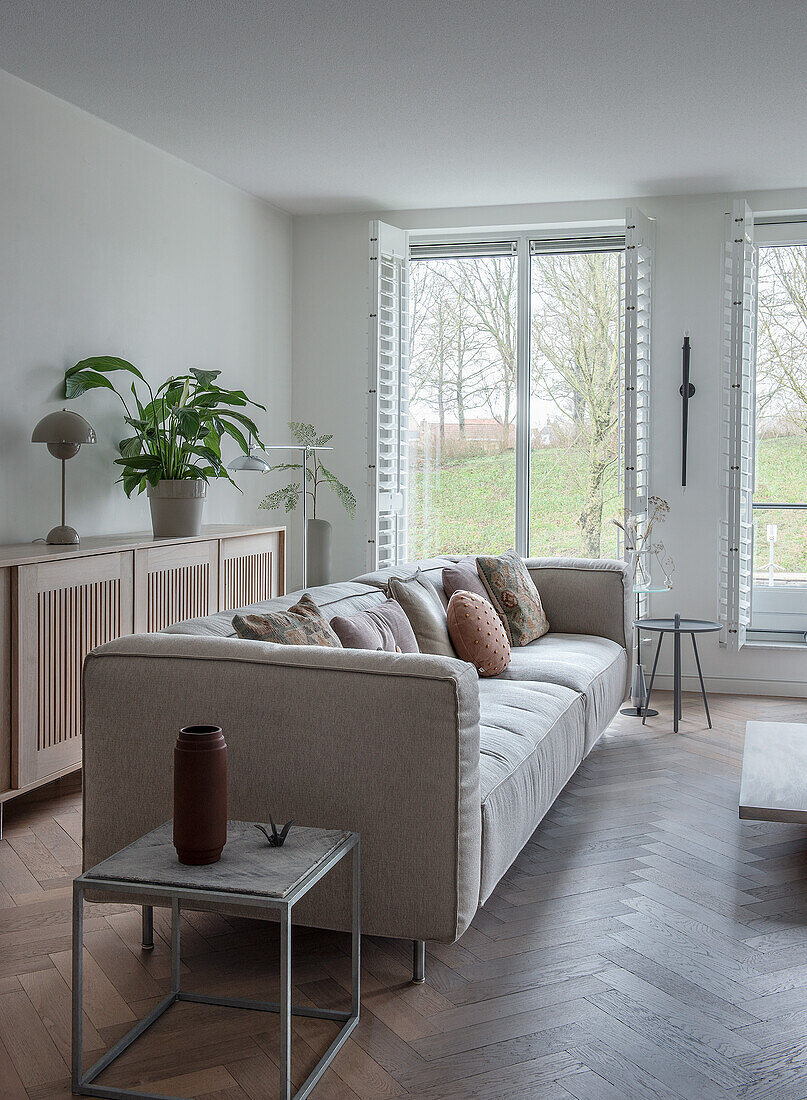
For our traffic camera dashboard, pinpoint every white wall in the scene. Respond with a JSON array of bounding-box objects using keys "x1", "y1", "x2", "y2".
[
  {"x1": 292, "y1": 190, "x2": 807, "y2": 695},
  {"x1": 0, "y1": 70, "x2": 291, "y2": 551}
]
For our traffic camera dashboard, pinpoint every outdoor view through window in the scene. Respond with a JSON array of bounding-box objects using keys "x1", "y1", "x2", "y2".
[
  {"x1": 408, "y1": 247, "x2": 622, "y2": 559},
  {"x1": 755, "y1": 243, "x2": 807, "y2": 587}
]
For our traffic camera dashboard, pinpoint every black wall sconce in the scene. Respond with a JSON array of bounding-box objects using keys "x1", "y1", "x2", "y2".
[{"x1": 680, "y1": 332, "x2": 695, "y2": 486}]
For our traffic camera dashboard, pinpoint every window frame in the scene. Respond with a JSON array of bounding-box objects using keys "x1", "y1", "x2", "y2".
[
  {"x1": 750, "y1": 220, "x2": 807, "y2": 640},
  {"x1": 406, "y1": 226, "x2": 627, "y2": 560}
]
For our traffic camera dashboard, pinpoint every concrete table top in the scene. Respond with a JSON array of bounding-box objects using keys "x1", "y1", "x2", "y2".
[{"x1": 84, "y1": 820, "x2": 352, "y2": 899}]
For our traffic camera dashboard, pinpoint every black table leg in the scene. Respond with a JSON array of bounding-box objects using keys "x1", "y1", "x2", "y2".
[
  {"x1": 690, "y1": 633, "x2": 712, "y2": 729},
  {"x1": 642, "y1": 633, "x2": 664, "y2": 725},
  {"x1": 673, "y1": 628, "x2": 682, "y2": 732}
]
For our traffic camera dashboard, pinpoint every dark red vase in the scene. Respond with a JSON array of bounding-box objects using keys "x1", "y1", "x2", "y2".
[{"x1": 173, "y1": 725, "x2": 227, "y2": 865}]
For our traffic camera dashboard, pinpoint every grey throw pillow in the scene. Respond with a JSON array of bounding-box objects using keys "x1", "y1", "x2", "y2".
[
  {"x1": 442, "y1": 556, "x2": 488, "y2": 601},
  {"x1": 387, "y1": 572, "x2": 456, "y2": 657},
  {"x1": 331, "y1": 599, "x2": 419, "y2": 653}
]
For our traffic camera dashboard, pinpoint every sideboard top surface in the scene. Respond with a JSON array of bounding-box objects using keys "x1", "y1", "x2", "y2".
[{"x1": 0, "y1": 524, "x2": 285, "y2": 568}]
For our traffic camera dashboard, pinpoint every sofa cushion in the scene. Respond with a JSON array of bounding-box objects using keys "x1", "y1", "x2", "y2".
[
  {"x1": 477, "y1": 679, "x2": 585, "y2": 902},
  {"x1": 476, "y1": 549, "x2": 550, "y2": 645},
  {"x1": 164, "y1": 581, "x2": 387, "y2": 638},
  {"x1": 233, "y1": 593, "x2": 342, "y2": 647},
  {"x1": 498, "y1": 632, "x2": 627, "y2": 753},
  {"x1": 331, "y1": 599, "x2": 419, "y2": 653},
  {"x1": 387, "y1": 572, "x2": 455, "y2": 657},
  {"x1": 443, "y1": 557, "x2": 489, "y2": 601},
  {"x1": 353, "y1": 557, "x2": 459, "y2": 608},
  {"x1": 447, "y1": 590, "x2": 510, "y2": 677}
]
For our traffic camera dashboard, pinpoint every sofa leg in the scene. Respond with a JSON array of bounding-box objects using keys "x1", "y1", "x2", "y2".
[
  {"x1": 141, "y1": 905, "x2": 154, "y2": 951},
  {"x1": 412, "y1": 939, "x2": 426, "y2": 984}
]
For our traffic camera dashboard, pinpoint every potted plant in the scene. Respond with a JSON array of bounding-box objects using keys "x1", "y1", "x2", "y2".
[
  {"x1": 259, "y1": 422, "x2": 356, "y2": 586},
  {"x1": 64, "y1": 356, "x2": 268, "y2": 538}
]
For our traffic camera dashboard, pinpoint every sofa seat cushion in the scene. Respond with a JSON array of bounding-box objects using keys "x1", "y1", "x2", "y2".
[
  {"x1": 477, "y1": 679, "x2": 585, "y2": 902},
  {"x1": 497, "y1": 632, "x2": 626, "y2": 753}
]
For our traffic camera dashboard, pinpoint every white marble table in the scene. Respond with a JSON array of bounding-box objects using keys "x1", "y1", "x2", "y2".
[
  {"x1": 72, "y1": 821, "x2": 360, "y2": 1100},
  {"x1": 740, "y1": 722, "x2": 807, "y2": 823}
]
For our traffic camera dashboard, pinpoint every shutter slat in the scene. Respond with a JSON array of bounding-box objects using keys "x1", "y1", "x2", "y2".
[
  {"x1": 368, "y1": 220, "x2": 410, "y2": 569},
  {"x1": 719, "y1": 200, "x2": 756, "y2": 650},
  {"x1": 624, "y1": 206, "x2": 655, "y2": 534}
]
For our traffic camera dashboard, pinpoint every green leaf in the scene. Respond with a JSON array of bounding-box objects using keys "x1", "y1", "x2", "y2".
[
  {"x1": 190, "y1": 368, "x2": 222, "y2": 387},
  {"x1": 217, "y1": 420, "x2": 248, "y2": 454},
  {"x1": 173, "y1": 407, "x2": 201, "y2": 440},
  {"x1": 259, "y1": 484, "x2": 301, "y2": 513},
  {"x1": 113, "y1": 455, "x2": 162, "y2": 470},
  {"x1": 66, "y1": 356, "x2": 147, "y2": 383},
  {"x1": 64, "y1": 370, "x2": 117, "y2": 399},
  {"x1": 118, "y1": 437, "x2": 142, "y2": 459}
]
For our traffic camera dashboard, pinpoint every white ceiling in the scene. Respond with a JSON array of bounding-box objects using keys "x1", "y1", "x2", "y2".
[{"x1": 2, "y1": 0, "x2": 806, "y2": 215}]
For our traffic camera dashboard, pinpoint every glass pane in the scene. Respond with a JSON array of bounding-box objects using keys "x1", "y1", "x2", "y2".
[
  {"x1": 407, "y1": 256, "x2": 517, "y2": 557},
  {"x1": 529, "y1": 250, "x2": 622, "y2": 558},
  {"x1": 753, "y1": 508, "x2": 807, "y2": 585},
  {"x1": 756, "y1": 245, "x2": 807, "y2": 507}
]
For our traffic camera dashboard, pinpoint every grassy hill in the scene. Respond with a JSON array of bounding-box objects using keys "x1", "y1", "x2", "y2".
[{"x1": 407, "y1": 435, "x2": 807, "y2": 575}]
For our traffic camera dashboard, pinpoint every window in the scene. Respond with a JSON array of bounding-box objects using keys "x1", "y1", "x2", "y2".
[
  {"x1": 368, "y1": 214, "x2": 653, "y2": 570},
  {"x1": 403, "y1": 235, "x2": 630, "y2": 561},
  {"x1": 530, "y1": 243, "x2": 623, "y2": 558},
  {"x1": 407, "y1": 246, "x2": 517, "y2": 557},
  {"x1": 750, "y1": 222, "x2": 807, "y2": 642}
]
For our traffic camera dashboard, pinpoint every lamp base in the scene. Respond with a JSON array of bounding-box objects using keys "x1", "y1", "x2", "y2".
[{"x1": 47, "y1": 524, "x2": 80, "y2": 545}]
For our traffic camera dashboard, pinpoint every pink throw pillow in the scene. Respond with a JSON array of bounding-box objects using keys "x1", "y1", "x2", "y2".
[{"x1": 446, "y1": 591, "x2": 510, "y2": 677}]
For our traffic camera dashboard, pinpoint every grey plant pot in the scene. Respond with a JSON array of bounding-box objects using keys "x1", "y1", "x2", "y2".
[
  {"x1": 147, "y1": 480, "x2": 207, "y2": 539},
  {"x1": 306, "y1": 517, "x2": 332, "y2": 587}
]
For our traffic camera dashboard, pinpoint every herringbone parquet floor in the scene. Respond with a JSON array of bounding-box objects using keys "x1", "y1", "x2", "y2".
[{"x1": 3, "y1": 690, "x2": 807, "y2": 1098}]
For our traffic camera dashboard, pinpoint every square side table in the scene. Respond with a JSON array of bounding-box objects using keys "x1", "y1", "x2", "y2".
[{"x1": 72, "y1": 821, "x2": 360, "y2": 1100}]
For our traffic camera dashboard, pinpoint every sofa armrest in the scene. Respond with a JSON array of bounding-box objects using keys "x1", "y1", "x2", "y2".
[
  {"x1": 82, "y1": 634, "x2": 481, "y2": 943},
  {"x1": 524, "y1": 557, "x2": 632, "y2": 652}
]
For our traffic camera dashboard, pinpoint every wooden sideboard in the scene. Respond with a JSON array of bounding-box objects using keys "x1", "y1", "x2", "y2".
[{"x1": 0, "y1": 525, "x2": 285, "y2": 820}]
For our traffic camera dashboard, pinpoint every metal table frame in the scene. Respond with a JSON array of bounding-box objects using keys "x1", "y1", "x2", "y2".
[
  {"x1": 72, "y1": 833, "x2": 360, "y2": 1100},
  {"x1": 639, "y1": 614, "x2": 721, "y2": 733}
]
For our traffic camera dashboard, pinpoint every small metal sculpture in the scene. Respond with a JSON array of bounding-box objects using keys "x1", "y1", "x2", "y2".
[{"x1": 255, "y1": 817, "x2": 295, "y2": 847}]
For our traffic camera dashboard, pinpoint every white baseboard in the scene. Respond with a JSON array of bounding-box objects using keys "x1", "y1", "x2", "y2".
[{"x1": 652, "y1": 673, "x2": 807, "y2": 699}]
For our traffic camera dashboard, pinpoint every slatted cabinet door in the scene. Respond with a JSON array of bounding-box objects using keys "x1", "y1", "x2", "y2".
[
  {"x1": 13, "y1": 552, "x2": 134, "y2": 788},
  {"x1": 219, "y1": 530, "x2": 285, "y2": 611},
  {"x1": 134, "y1": 539, "x2": 219, "y2": 633}
]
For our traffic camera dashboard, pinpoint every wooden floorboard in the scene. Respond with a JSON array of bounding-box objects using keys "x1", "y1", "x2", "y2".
[{"x1": 3, "y1": 691, "x2": 807, "y2": 1097}]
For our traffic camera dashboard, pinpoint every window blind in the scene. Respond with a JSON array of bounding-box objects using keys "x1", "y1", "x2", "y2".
[
  {"x1": 719, "y1": 200, "x2": 756, "y2": 650},
  {"x1": 623, "y1": 207, "x2": 654, "y2": 532},
  {"x1": 368, "y1": 220, "x2": 410, "y2": 569}
]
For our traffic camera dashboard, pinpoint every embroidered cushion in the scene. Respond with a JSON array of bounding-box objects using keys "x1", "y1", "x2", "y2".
[
  {"x1": 447, "y1": 591, "x2": 510, "y2": 677},
  {"x1": 331, "y1": 599, "x2": 419, "y2": 653},
  {"x1": 232, "y1": 593, "x2": 342, "y2": 647},
  {"x1": 475, "y1": 549, "x2": 549, "y2": 646}
]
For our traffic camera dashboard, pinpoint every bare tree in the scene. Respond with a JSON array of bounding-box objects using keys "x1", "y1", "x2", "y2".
[
  {"x1": 531, "y1": 252, "x2": 621, "y2": 556},
  {"x1": 458, "y1": 258, "x2": 518, "y2": 448},
  {"x1": 410, "y1": 260, "x2": 488, "y2": 446},
  {"x1": 757, "y1": 246, "x2": 807, "y2": 435}
]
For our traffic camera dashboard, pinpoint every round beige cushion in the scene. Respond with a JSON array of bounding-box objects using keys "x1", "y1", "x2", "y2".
[{"x1": 446, "y1": 590, "x2": 511, "y2": 677}]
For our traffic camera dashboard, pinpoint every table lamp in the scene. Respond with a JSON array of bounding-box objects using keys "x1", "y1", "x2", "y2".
[{"x1": 32, "y1": 409, "x2": 96, "y2": 544}]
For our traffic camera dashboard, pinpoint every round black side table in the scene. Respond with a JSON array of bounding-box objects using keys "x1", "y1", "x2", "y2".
[{"x1": 637, "y1": 614, "x2": 721, "y2": 733}]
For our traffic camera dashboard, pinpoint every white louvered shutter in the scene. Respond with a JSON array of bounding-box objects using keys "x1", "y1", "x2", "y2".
[
  {"x1": 623, "y1": 207, "x2": 654, "y2": 531},
  {"x1": 368, "y1": 220, "x2": 409, "y2": 569},
  {"x1": 719, "y1": 200, "x2": 756, "y2": 650}
]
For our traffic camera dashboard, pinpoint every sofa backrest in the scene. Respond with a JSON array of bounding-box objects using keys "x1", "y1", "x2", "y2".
[
  {"x1": 164, "y1": 580, "x2": 388, "y2": 638},
  {"x1": 352, "y1": 556, "x2": 460, "y2": 608}
]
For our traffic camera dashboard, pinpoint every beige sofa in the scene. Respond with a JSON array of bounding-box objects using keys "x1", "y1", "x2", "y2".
[{"x1": 82, "y1": 555, "x2": 631, "y2": 981}]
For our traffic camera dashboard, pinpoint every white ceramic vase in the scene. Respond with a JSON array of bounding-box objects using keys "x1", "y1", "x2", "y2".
[{"x1": 306, "y1": 517, "x2": 332, "y2": 587}]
